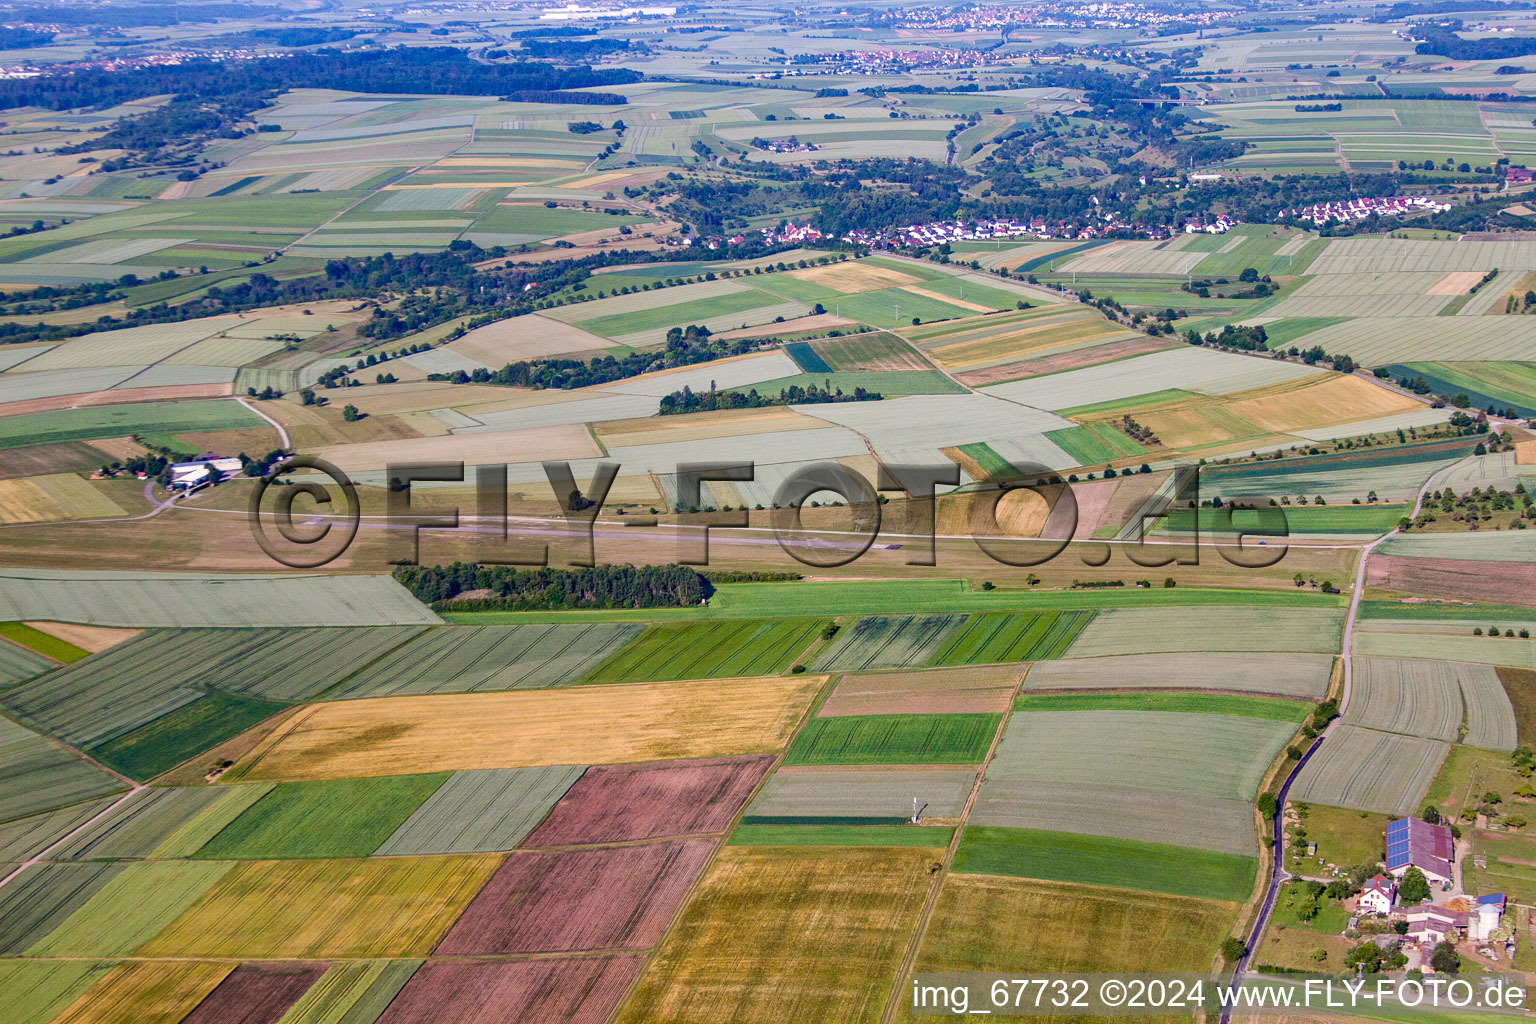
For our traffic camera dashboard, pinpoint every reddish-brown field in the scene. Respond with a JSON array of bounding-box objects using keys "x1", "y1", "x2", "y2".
[
  {"x1": 376, "y1": 957, "x2": 644, "y2": 1024},
  {"x1": 1368, "y1": 555, "x2": 1536, "y2": 608},
  {"x1": 818, "y1": 665, "x2": 1018, "y2": 717},
  {"x1": 435, "y1": 840, "x2": 714, "y2": 954},
  {"x1": 523, "y1": 756, "x2": 773, "y2": 846},
  {"x1": 179, "y1": 963, "x2": 327, "y2": 1024},
  {"x1": 954, "y1": 335, "x2": 1176, "y2": 386}
]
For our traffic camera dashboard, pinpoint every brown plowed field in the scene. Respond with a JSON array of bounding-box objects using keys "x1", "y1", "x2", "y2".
[
  {"x1": 376, "y1": 957, "x2": 643, "y2": 1024},
  {"x1": 1367, "y1": 554, "x2": 1536, "y2": 608},
  {"x1": 435, "y1": 839, "x2": 713, "y2": 954},
  {"x1": 523, "y1": 755, "x2": 773, "y2": 846}
]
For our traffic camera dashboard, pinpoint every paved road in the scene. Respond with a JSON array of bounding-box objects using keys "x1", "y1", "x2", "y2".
[{"x1": 1218, "y1": 437, "x2": 1494, "y2": 1021}]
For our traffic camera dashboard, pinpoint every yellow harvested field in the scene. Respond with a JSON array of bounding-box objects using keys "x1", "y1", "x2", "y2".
[
  {"x1": 902, "y1": 285, "x2": 992, "y2": 313},
  {"x1": 1489, "y1": 270, "x2": 1536, "y2": 315},
  {"x1": 338, "y1": 382, "x2": 539, "y2": 417},
  {"x1": 1428, "y1": 270, "x2": 1486, "y2": 295},
  {"x1": 1137, "y1": 405, "x2": 1258, "y2": 449},
  {"x1": 449, "y1": 314, "x2": 611, "y2": 364},
  {"x1": 789, "y1": 261, "x2": 920, "y2": 294},
  {"x1": 311, "y1": 423, "x2": 602, "y2": 473},
  {"x1": 615, "y1": 846, "x2": 935, "y2": 1024},
  {"x1": 50, "y1": 961, "x2": 234, "y2": 1024},
  {"x1": 24, "y1": 621, "x2": 140, "y2": 652},
  {"x1": 141, "y1": 855, "x2": 502, "y2": 958},
  {"x1": 596, "y1": 406, "x2": 829, "y2": 446},
  {"x1": 937, "y1": 486, "x2": 1050, "y2": 538},
  {"x1": 0, "y1": 473, "x2": 125, "y2": 524},
  {"x1": 1517, "y1": 439, "x2": 1536, "y2": 465},
  {"x1": 234, "y1": 675, "x2": 823, "y2": 781},
  {"x1": 564, "y1": 171, "x2": 632, "y2": 189},
  {"x1": 1223, "y1": 373, "x2": 1419, "y2": 433}
]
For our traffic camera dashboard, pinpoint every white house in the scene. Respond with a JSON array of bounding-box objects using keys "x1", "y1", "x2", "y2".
[
  {"x1": 1358, "y1": 875, "x2": 1395, "y2": 915},
  {"x1": 168, "y1": 456, "x2": 243, "y2": 490}
]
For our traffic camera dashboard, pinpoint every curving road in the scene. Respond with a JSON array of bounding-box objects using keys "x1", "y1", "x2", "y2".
[{"x1": 1218, "y1": 435, "x2": 1497, "y2": 1022}]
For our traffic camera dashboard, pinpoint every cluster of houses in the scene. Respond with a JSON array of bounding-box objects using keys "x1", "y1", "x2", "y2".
[
  {"x1": 772, "y1": 48, "x2": 999, "y2": 75},
  {"x1": 750, "y1": 137, "x2": 819, "y2": 155},
  {"x1": 878, "y1": 2, "x2": 1237, "y2": 32},
  {"x1": 1184, "y1": 215, "x2": 1236, "y2": 234},
  {"x1": 1288, "y1": 196, "x2": 1452, "y2": 225},
  {"x1": 1347, "y1": 817, "x2": 1510, "y2": 959},
  {"x1": 839, "y1": 212, "x2": 1153, "y2": 248}
]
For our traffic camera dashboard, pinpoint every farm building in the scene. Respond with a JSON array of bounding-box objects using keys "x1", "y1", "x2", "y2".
[
  {"x1": 1470, "y1": 893, "x2": 1507, "y2": 943},
  {"x1": 169, "y1": 456, "x2": 243, "y2": 489},
  {"x1": 1386, "y1": 817, "x2": 1454, "y2": 886},
  {"x1": 1404, "y1": 906, "x2": 1464, "y2": 947},
  {"x1": 1358, "y1": 875, "x2": 1395, "y2": 915}
]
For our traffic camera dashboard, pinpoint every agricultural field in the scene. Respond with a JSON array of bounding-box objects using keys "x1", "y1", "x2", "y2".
[
  {"x1": 1061, "y1": 606, "x2": 1345, "y2": 657},
  {"x1": 1289, "y1": 725, "x2": 1449, "y2": 816},
  {"x1": 0, "y1": 570, "x2": 440, "y2": 627},
  {"x1": 6, "y1": 11, "x2": 1536, "y2": 1020},
  {"x1": 973, "y1": 707, "x2": 1295, "y2": 856},
  {"x1": 230, "y1": 676, "x2": 822, "y2": 780},
  {"x1": 326, "y1": 623, "x2": 642, "y2": 698},
  {"x1": 784, "y1": 714, "x2": 1000, "y2": 766},
  {"x1": 1023, "y1": 652, "x2": 1334, "y2": 698},
  {"x1": 952, "y1": 827, "x2": 1258, "y2": 902},
  {"x1": 614, "y1": 845, "x2": 935, "y2": 1024},
  {"x1": 898, "y1": 874, "x2": 1237, "y2": 1017},
  {"x1": 818, "y1": 665, "x2": 1019, "y2": 716},
  {"x1": 582, "y1": 618, "x2": 824, "y2": 682}
]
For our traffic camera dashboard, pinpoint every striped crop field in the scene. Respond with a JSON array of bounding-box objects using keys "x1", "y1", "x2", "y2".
[
  {"x1": 375, "y1": 765, "x2": 587, "y2": 855},
  {"x1": 1344, "y1": 657, "x2": 1465, "y2": 742},
  {"x1": 139, "y1": 855, "x2": 503, "y2": 958},
  {"x1": 1062, "y1": 606, "x2": 1346, "y2": 657},
  {"x1": 812, "y1": 615, "x2": 966, "y2": 671},
  {"x1": 614, "y1": 845, "x2": 934, "y2": 1024},
  {"x1": 1021, "y1": 652, "x2": 1334, "y2": 699},
  {"x1": 783, "y1": 714, "x2": 1000, "y2": 766},
  {"x1": 581, "y1": 618, "x2": 825, "y2": 683},
  {"x1": 45, "y1": 961, "x2": 234, "y2": 1024},
  {"x1": 952, "y1": 826, "x2": 1256, "y2": 902},
  {"x1": 1289, "y1": 725, "x2": 1448, "y2": 815},
  {"x1": 925, "y1": 611, "x2": 1093, "y2": 666},
  {"x1": 193, "y1": 774, "x2": 450, "y2": 859},
  {"x1": 327, "y1": 623, "x2": 641, "y2": 698},
  {"x1": 0, "y1": 717, "x2": 125, "y2": 823}
]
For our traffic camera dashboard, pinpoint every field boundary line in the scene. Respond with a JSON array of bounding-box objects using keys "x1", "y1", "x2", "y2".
[
  {"x1": 603, "y1": 670, "x2": 838, "y2": 1020},
  {"x1": 878, "y1": 661, "x2": 1028, "y2": 1024}
]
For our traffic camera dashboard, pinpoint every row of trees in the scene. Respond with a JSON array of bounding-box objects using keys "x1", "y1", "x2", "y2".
[{"x1": 391, "y1": 563, "x2": 713, "y2": 610}]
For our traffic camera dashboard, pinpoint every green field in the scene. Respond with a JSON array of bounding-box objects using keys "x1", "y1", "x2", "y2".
[
  {"x1": 194, "y1": 774, "x2": 448, "y2": 859},
  {"x1": 926, "y1": 611, "x2": 1092, "y2": 666},
  {"x1": 0, "y1": 401, "x2": 266, "y2": 450},
  {"x1": 728, "y1": 824, "x2": 955, "y2": 847},
  {"x1": 1012, "y1": 691, "x2": 1312, "y2": 722},
  {"x1": 89, "y1": 691, "x2": 291, "y2": 781},
  {"x1": 952, "y1": 826, "x2": 1257, "y2": 901},
  {"x1": 784, "y1": 713, "x2": 999, "y2": 766},
  {"x1": 581, "y1": 618, "x2": 824, "y2": 682},
  {"x1": 1159, "y1": 503, "x2": 1410, "y2": 536},
  {"x1": 1046, "y1": 423, "x2": 1148, "y2": 465},
  {"x1": 0, "y1": 623, "x2": 88, "y2": 663},
  {"x1": 444, "y1": 582, "x2": 1349, "y2": 623}
]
